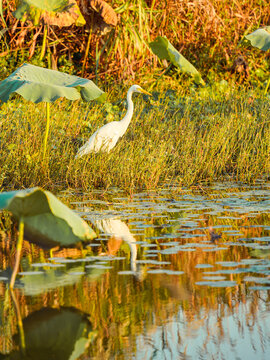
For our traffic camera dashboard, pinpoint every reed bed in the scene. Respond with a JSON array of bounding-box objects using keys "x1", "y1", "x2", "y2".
[{"x1": 0, "y1": 81, "x2": 269, "y2": 192}]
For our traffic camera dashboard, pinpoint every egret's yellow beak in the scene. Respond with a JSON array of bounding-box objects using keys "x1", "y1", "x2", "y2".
[{"x1": 140, "y1": 88, "x2": 152, "y2": 96}]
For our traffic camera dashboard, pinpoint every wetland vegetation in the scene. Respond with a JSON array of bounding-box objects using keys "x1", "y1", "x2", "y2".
[
  {"x1": 1, "y1": 1, "x2": 270, "y2": 359},
  {"x1": 0, "y1": 85, "x2": 270, "y2": 192}
]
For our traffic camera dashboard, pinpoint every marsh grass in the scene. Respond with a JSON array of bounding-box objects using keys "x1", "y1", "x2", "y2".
[{"x1": 0, "y1": 82, "x2": 269, "y2": 192}]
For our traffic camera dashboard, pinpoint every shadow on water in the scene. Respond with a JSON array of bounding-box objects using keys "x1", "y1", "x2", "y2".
[{"x1": 1, "y1": 181, "x2": 270, "y2": 359}]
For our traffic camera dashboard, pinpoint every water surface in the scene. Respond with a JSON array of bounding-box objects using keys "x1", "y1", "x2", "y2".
[{"x1": 1, "y1": 182, "x2": 270, "y2": 359}]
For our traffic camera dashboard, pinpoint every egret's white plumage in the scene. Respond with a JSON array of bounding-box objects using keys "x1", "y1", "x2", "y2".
[{"x1": 75, "y1": 84, "x2": 151, "y2": 158}]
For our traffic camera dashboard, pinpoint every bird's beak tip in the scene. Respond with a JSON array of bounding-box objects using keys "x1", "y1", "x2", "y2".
[{"x1": 141, "y1": 89, "x2": 152, "y2": 96}]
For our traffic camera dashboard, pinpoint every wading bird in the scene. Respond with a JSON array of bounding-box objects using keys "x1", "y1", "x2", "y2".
[{"x1": 75, "y1": 85, "x2": 151, "y2": 158}]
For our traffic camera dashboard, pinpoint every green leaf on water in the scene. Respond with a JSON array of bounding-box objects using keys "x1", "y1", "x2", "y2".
[
  {"x1": 149, "y1": 36, "x2": 205, "y2": 85},
  {"x1": 244, "y1": 26, "x2": 270, "y2": 51},
  {"x1": 0, "y1": 63, "x2": 106, "y2": 104},
  {"x1": 13, "y1": 0, "x2": 86, "y2": 26},
  {"x1": 0, "y1": 187, "x2": 96, "y2": 248}
]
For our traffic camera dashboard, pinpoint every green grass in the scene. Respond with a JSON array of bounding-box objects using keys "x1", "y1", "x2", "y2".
[{"x1": 0, "y1": 80, "x2": 269, "y2": 193}]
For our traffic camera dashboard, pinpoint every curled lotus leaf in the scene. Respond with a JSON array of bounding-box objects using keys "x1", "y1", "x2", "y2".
[
  {"x1": 13, "y1": 0, "x2": 86, "y2": 26},
  {"x1": 0, "y1": 187, "x2": 97, "y2": 248},
  {"x1": 149, "y1": 36, "x2": 205, "y2": 86},
  {"x1": 0, "y1": 63, "x2": 106, "y2": 103},
  {"x1": 90, "y1": 0, "x2": 118, "y2": 26},
  {"x1": 245, "y1": 26, "x2": 270, "y2": 51},
  {"x1": 81, "y1": 0, "x2": 117, "y2": 33}
]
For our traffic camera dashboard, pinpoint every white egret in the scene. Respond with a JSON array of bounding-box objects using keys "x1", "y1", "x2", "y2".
[{"x1": 75, "y1": 84, "x2": 151, "y2": 158}]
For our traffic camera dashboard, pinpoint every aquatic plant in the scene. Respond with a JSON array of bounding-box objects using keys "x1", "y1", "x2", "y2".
[
  {"x1": 0, "y1": 187, "x2": 96, "y2": 288},
  {"x1": 1, "y1": 0, "x2": 270, "y2": 81},
  {"x1": 0, "y1": 63, "x2": 105, "y2": 160},
  {"x1": 245, "y1": 26, "x2": 270, "y2": 94},
  {"x1": 149, "y1": 36, "x2": 205, "y2": 85},
  {"x1": 13, "y1": 0, "x2": 86, "y2": 60}
]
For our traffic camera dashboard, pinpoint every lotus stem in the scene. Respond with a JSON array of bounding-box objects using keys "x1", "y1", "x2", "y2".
[
  {"x1": 42, "y1": 102, "x2": 50, "y2": 161},
  {"x1": 264, "y1": 76, "x2": 270, "y2": 95},
  {"x1": 10, "y1": 217, "x2": 24, "y2": 289},
  {"x1": 40, "y1": 25, "x2": 48, "y2": 61},
  {"x1": 82, "y1": 29, "x2": 92, "y2": 77},
  {"x1": 10, "y1": 289, "x2": 26, "y2": 353}
]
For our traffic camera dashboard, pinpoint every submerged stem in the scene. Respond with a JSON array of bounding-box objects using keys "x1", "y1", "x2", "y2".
[
  {"x1": 10, "y1": 289, "x2": 26, "y2": 353},
  {"x1": 10, "y1": 217, "x2": 24, "y2": 289},
  {"x1": 42, "y1": 102, "x2": 51, "y2": 161}
]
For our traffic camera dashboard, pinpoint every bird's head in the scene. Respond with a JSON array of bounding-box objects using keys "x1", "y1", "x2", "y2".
[{"x1": 129, "y1": 84, "x2": 152, "y2": 96}]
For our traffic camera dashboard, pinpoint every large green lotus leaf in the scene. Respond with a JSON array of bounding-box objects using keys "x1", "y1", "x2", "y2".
[
  {"x1": 4, "y1": 307, "x2": 93, "y2": 360},
  {"x1": 149, "y1": 36, "x2": 205, "y2": 85},
  {"x1": 245, "y1": 26, "x2": 270, "y2": 51},
  {"x1": 0, "y1": 187, "x2": 96, "y2": 248},
  {"x1": 0, "y1": 63, "x2": 106, "y2": 104},
  {"x1": 13, "y1": 0, "x2": 86, "y2": 26}
]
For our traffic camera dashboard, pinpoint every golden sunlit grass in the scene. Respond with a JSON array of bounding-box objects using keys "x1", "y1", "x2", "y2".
[
  {"x1": 0, "y1": 81, "x2": 269, "y2": 192},
  {"x1": 1, "y1": 0, "x2": 270, "y2": 84}
]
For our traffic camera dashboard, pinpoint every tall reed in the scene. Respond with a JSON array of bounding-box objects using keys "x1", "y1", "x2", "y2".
[{"x1": 0, "y1": 82, "x2": 269, "y2": 192}]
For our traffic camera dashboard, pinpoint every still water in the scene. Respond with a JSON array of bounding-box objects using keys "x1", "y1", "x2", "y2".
[{"x1": 1, "y1": 182, "x2": 270, "y2": 359}]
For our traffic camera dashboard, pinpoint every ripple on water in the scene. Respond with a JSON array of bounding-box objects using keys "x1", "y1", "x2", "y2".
[{"x1": 2, "y1": 181, "x2": 270, "y2": 359}]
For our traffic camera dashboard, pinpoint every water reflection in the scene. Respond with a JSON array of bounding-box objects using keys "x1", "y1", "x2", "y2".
[
  {"x1": 1, "y1": 291, "x2": 93, "y2": 360},
  {"x1": 94, "y1": 218, "x2": 140, "y2": 276},
  {"x1": 0, "y1": 182, "x2": 270, "y2": 358}
]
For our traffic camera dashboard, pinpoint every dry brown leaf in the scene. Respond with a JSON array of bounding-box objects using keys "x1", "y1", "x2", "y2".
[
  {"x1": 15, "y1": 28, "x2": 28, "y2": 47},
  {"x1": 80, "y1": 0, "x2": 117, "y2": 33},
  {"x1": 40, "y1": 0, "x2": 84, "y2": 27},
  {"x1": 90, "y1": 0, "x2": 117, "y2": 26}
]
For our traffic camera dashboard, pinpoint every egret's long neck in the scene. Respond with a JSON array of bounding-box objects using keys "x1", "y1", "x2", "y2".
[{"x1": 119, "y1": 89, "x2": 134, "y2": 134}]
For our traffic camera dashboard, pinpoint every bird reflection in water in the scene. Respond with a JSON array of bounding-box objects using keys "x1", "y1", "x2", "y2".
[{"x1": 93, "y1": 218, "x2": 144, "y2": 280}]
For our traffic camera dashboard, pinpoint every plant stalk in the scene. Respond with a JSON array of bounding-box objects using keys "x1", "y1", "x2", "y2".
[
  {"x1": 82, "y1": 29, "x2": 92, "y2": 77},
  {"x1": 10, "y1": 217, "x2": 24, "y2": 289},
  {"x1": 10, "y1": 289, "x2": 26, "y2": 353},
  {"x1": 40, "y1": 25, "x2": 48, "y2": 61},
  {"x1": 264, "y1": 76, "x2": 270, "y2": 95},
  {"x1": 42, "y1": 102, "x2": 50, "y2": 161}
]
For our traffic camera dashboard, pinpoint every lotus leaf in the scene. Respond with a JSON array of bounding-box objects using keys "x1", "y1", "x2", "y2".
[
  {"x1": 0, "y1": 187, "x2": 96, "y2": 248},
  {"x1": 245, "y1": 27, "x2": 270, "y2": 51},
  {"x1": 0, "y1": 63, "x2": 106, "y2": 104},
  {"x1": 13, "y1": 0, "x2": 86, "y2": 26},
  {"x1": 149, "y1": 36, "x2": 205, "y2": 85},
  {"x1": 3, "y1": 307, "x2": 93, "y2": 360}
]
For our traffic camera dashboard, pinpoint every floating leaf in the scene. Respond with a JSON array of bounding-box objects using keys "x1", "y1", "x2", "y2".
[
  {"x1": 196, "y1": 280, "x2": 237, "y2": 287},
  {"x1": 0, "y1": 187, "x2": 96, "y2": 248},
  {"x1": 13, "y1": 0, "x2": 86, "y2": 26},
  {"x1": 245, "y1": 27, "x2": 270, "y2": 51},
  {"x1": 149, "y1": 36, "x2": 205, "y2": 85},
  {"x1": 0, "y1": 63, "x2": 106, "y2": 104}
]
